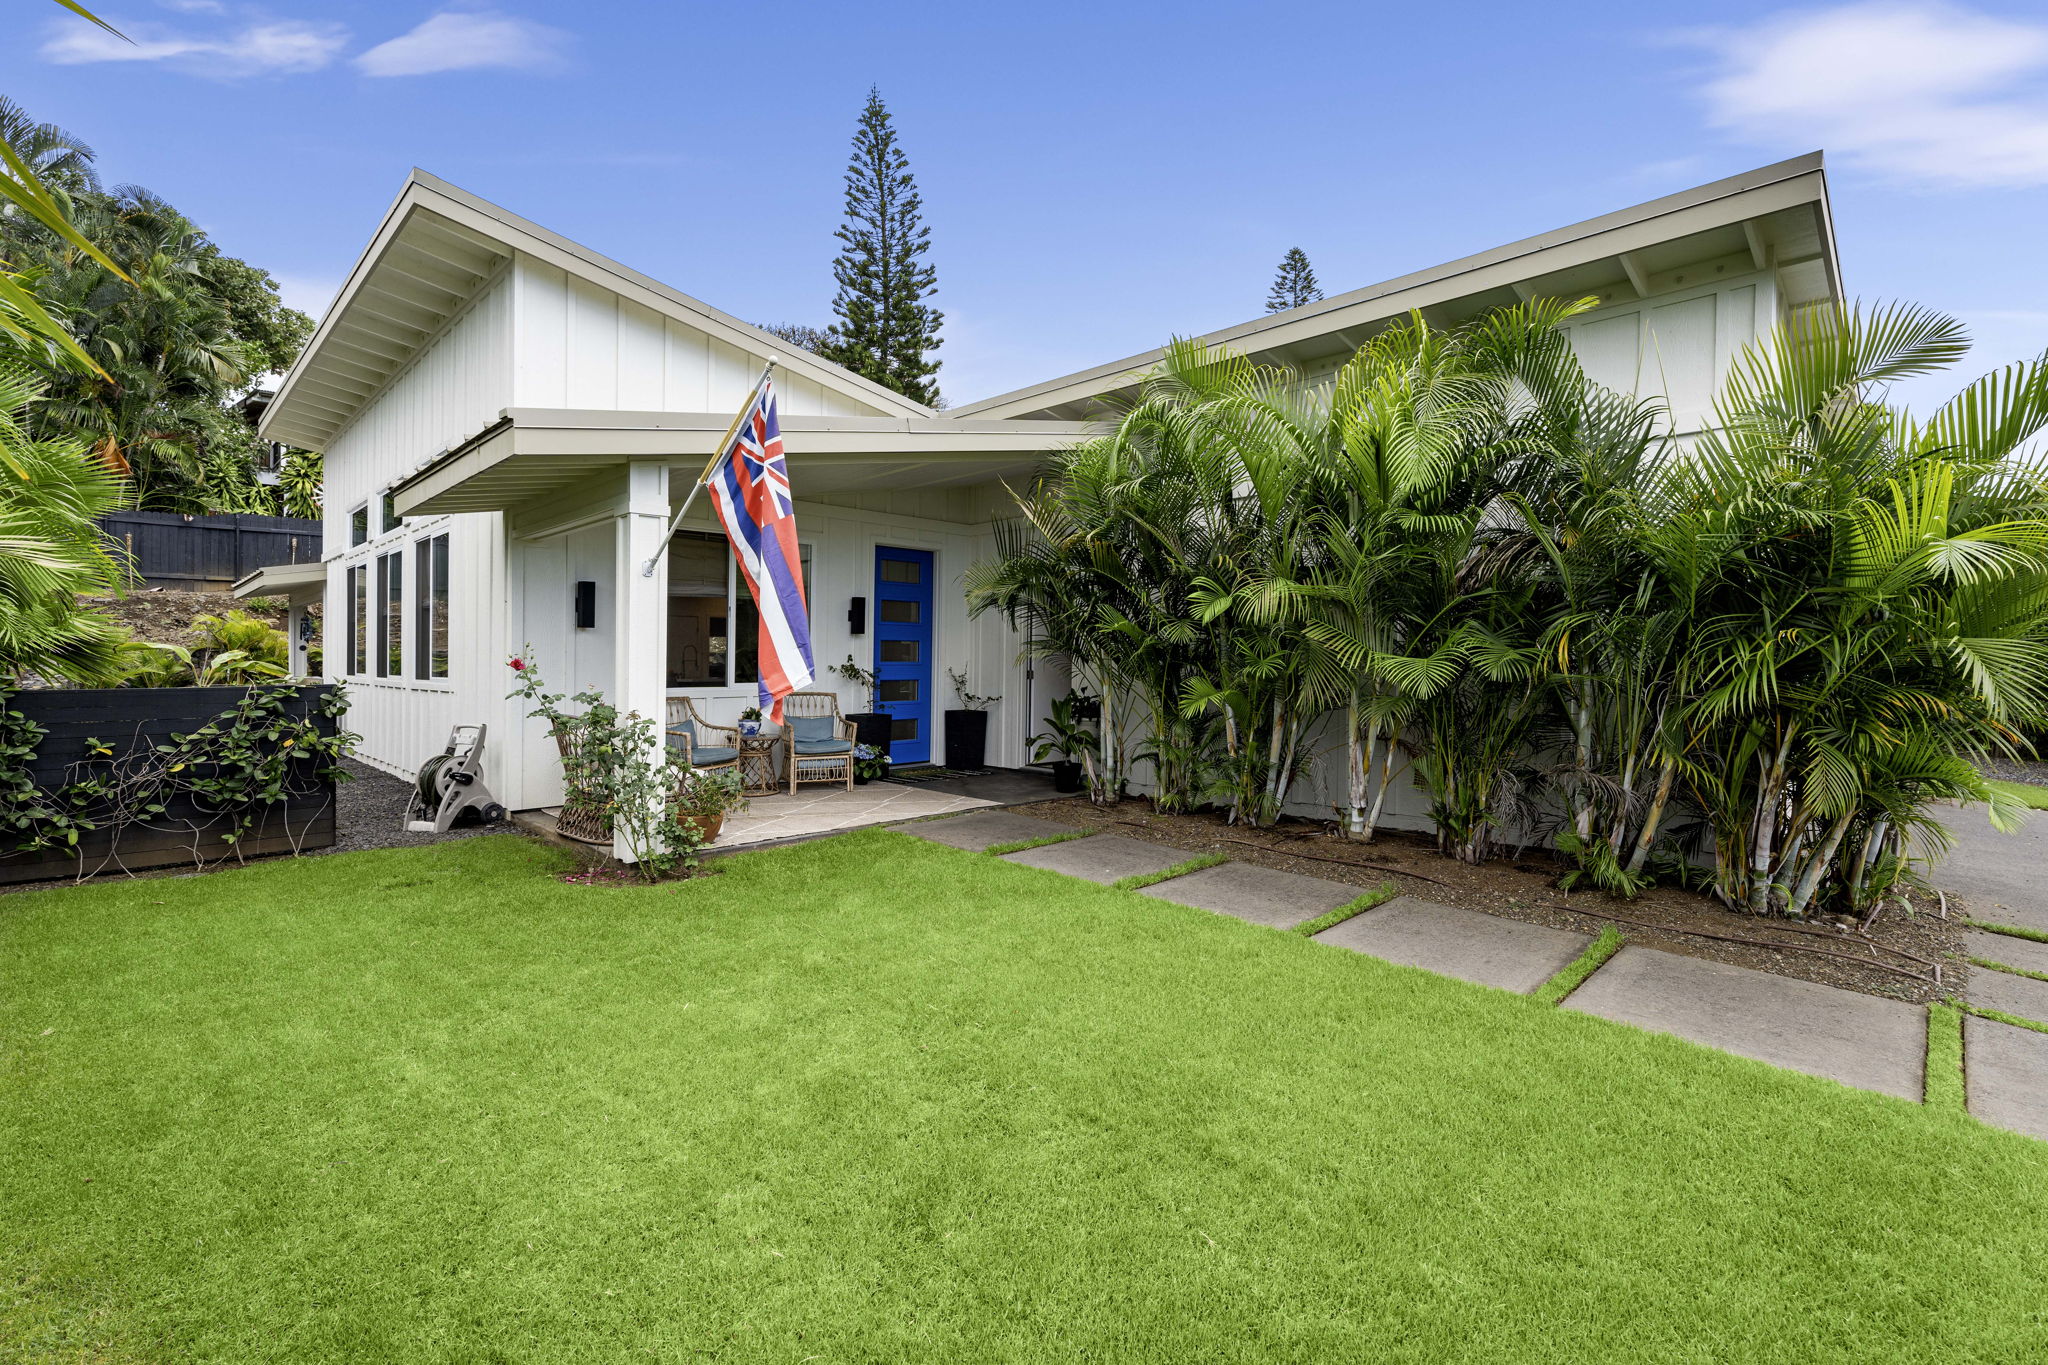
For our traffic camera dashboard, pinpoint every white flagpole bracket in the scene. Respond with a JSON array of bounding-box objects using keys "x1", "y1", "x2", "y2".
[{"x1": 639, "y1": 357, "x2": 778, "y2": 578}]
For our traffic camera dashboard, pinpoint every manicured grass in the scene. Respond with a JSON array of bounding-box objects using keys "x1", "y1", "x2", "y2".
[
  {"x1": 982, "y1": 828, "x2": 1090, "y2": 856},
  {"x1": 1925, "y1": 1003, "x2": 1967, "y2": 1113},
  {"x1": 1532, "y1": 925, "x2": 1627, "y2": 1006},
  {"x1": 6, "y1": 831, "x2": 2048, "y2": 1362},
  {"x1": 1962, "y1": 1003, "x2": 2048, "y2": 1036},
  {"x1": 1292, "y1": 881, "x2": 1399, "y2": 937},
  {"x1": 1109, "y1": 850, "x2": 1227, "y2": 891},
  {"x1": 1986, "y1": 777, "x2": 2048, "y2": 810},
  {"x1": 1972, "y1": 955, "x2": 2048, "y2": 985},
  {"x1": 1969, "y1": 918, "x2": 2048, "y2": 945}
]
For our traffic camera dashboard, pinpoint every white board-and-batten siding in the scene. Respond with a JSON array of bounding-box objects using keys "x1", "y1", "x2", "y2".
[{"x1": 509, "y1": 258, "x2": 884, "y2": 418}]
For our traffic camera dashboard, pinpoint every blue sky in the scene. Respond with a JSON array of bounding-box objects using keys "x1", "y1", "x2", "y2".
[{"x1": 11, "y1": 0, "x2": 2048, "y2": 412}]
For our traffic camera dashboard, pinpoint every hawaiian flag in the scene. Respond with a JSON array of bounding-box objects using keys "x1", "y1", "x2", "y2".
[{"x1": 705, "y1": 376, "x2": 815, "y2": 723}]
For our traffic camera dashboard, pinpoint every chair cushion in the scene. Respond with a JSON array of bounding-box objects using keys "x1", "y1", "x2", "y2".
[
  {"x1": 667, "y1": 717, "x2": 697, "y2": 741},
  {"x1": 684, "y1": 745, "x2": 739, "y2": 765},
  {"x1": 789, "y1": 714, "x2": 838, "y2": 742},
  {"x1": 793, "y1": 737, "x2": 851, "y2": 755}
]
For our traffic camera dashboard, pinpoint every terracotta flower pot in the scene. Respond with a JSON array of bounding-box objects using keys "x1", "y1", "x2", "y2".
[{"x1": 677, "y1": 811, "x2": 724, "y2": 845}]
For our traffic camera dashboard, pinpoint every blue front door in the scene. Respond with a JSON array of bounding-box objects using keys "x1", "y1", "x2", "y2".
[{"x1": 873, "y1": 546, "x2": 934, "y2": 765}]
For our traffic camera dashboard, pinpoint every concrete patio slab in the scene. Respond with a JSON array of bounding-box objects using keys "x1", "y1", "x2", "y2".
[
  {"x1": 712, "y1": 782, "x2": 993, "y2": 850},
  {"x1": 1963, "y1": 928, "x2": 2048, "y2": 978},
  {"x1": 1965, "y1": 1015, "x2": 2048, "y2": 1141},
  {"x1": 892, "y1": 808, "x2": 1081, "y2": 852},
  {"x1": 1136, "y1": 861, "x2": 1359, "y2": 930},
  {"x1": 1311, "y1": 897, "x2": 1591, "y2": 994},
  {"x1": 1001, "y1": 834, "x2": 1191, "y2": 885},
  {"x1": 1966, "y1": 964, "x2": 2048, "y2": 1024},
  {"x1": 1928, "y1": 807, "x2": 2048, "y2": 935},
  {"x1": 1565, "y1": 946, "x2": 1924, "y2": 1098}
]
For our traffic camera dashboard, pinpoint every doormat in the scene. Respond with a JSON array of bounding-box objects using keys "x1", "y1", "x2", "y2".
[{"x1": 887, "y1": 766, "x2": 994, "y2": 782}]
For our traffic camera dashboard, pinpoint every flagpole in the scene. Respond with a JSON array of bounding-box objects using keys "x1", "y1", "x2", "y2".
[{"x1": 639, "y1": 357, "x2": 778, "y2": 577}]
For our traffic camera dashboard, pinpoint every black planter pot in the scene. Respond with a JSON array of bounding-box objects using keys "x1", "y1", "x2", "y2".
[
  {"x1": 944, "y1": 709, "x2": 989, "y2": 770},
  {"x1": 846, "y1": 712, "x2": 893, "y2": 759},
  {"x1": 1051, "y1": 759, "x2": 1084, "y2": 793},
  {"x1": 852, "y1": 769, "x2": 873, "y2": 786}
]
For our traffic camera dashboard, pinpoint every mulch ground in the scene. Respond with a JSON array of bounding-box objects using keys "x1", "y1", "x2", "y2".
[{"x1": 1017, "y1": 797, "x2": 1966, "y2": 1004}]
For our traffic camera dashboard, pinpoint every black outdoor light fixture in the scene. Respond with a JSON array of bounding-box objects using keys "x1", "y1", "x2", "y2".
[
  {"x1": 574, "y1": 580, "x2": 597, "y2": 629},
  {"x1": 847, "y1": 595, "x2": 867, "y2": 635}
]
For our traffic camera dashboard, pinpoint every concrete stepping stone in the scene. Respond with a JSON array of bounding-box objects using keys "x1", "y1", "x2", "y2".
[
  {"x1": 1565, "y1": 946, "x2": 1924, "y2": 1099},
  {"x1": 1963, "y1": 928, "x2": 2048, "y2": 977},
  {"x1": 1312, "y1": 897, "x2": 1590, "y2": 994},
  {"x1": 892, "y1": 809, "x2": 1079, "y2": 852},
  {"x1": 1001, "y1": 834, "x2": 1190, "y2": 885},
  {"x1": 1136, "y1": 861, "x2": 1360, "y2": 930},
  {"x1": 1966, "y1": 963, "x2": 2048, "y2": 1024},
  {"x1": 1965, "y1": 1016, "x2": 2048, "y2": 1141},
  {"x1": 1929, "y1": 808, "x2": 2048, "y2": 935}
]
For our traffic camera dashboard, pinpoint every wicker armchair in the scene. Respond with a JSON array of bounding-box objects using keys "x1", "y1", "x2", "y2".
[
  {"x1": 779, "y1": 691, "x2": 855, "y2": 793},
  {"x1": 664, "y1": 697, "x2": 742, "y2": 774},
  {"x1": 551, "y1": 727, "x2": 611, "y2": 845}
]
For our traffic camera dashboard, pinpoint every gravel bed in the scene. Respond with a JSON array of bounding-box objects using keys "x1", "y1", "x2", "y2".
[{"x1": 321, "y1": 757, "x2": 513, "y2": 856}]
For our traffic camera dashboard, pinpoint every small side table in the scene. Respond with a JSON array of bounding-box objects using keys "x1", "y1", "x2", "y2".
[{"x1": 735, "y1": 731, "x2": 782, "y2": 797}]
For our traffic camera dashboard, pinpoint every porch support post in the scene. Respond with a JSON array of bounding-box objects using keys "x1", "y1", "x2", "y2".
[
  {"x1": 286, "y1": 596, "x2": 313, "y2": 679},
  {"x1": 613, "y1": 458, "x2": 671, "y2": 862}
]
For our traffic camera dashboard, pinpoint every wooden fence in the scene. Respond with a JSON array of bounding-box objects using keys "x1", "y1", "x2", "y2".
[
  {"x1": 97, "y1": 511, "x2": 323, "y2": 591},
  {"x1": 0, "y1": 685, "x2": 340, "y2": 885}
]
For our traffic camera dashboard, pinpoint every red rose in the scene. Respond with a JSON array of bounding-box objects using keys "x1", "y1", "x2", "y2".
[{"x1": 510, "y1": 658, "x2": 525, "y2": 671}]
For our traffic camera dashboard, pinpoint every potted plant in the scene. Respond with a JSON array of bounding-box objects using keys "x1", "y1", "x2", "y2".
[
  {"x1": 1028, "y1": 693, "x2": 1099, "y2": 793},
  {"x1": 736, "y1": 704, "x2": 764, "y2": 737},
  {"x1": 830, "y1": 655, "x2": 892, "y2": 756},
  {"x1": 853, "y1": 742, "x2": 891, "y2": 786},
  {"x1": 943, "y1": 668, "x2": 1000, "y2": 770},
  {"x1": 673, "y1": 766, "x2": 747, "y2": 845}
]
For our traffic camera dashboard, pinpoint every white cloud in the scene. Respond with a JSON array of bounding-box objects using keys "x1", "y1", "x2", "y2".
[
  {"x1": 40, "y1": 13, "x2": 347, "y2": 76},
  {"x1": 354, "y1": 10, "x2": 567, "y2": 78},
  {"x1": 1683, "y1": 2, "x2": 2048, "y2": 188}
]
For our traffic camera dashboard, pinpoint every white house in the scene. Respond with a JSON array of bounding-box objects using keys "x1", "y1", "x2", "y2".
[{"x1": 247, "y1": 152, "x2": 1841, "y2": 834}]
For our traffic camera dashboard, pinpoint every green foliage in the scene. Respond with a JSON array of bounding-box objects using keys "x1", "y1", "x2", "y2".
[
  {"x1": 508, "y1": 651, "x2": 711, "y2": 881},
  {"x1": 1265, "y1": 246, "x2": 1322, "y2": 313},
  {"x1": 758, "y1": 321, "x2": 826, "y2": 354},
  {"x1": 973, "y1": 299, "x2": 2048, "y2": 917},
  {"x1": 1027, "y1": 692, "x2": 1101, "y2": 766},
  {"x1": 190, "y1": 608, "x2": 288, "y2": 668},
  {"x1": 1292, "y1": 881, "x2": 1400, "y2": 936},
  {"x1": 817, "y1": 89, "x2": 943, "y2": 406},
  {"x1": 0, "y1": 678, "x2": 354, "y2": 868},
  {"x1": 0, "y1": 364, "x2": 130, "y2": 684},
  {"x1": 0, "y1": 102, "x2": 314, "y2": 512},
  {"x1": 278, "y1": 449, "x2": 323, "y2": 519},
  {"x1": 1532, "y1": 926, "x2": 1627, "y2": 1005},
  {"x1": 1967, "y1": 919, "x2": 2048, "y2": 945}
]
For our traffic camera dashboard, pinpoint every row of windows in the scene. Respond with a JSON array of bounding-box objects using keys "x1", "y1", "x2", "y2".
[
  {"x1": 345, "y1": 533, "x2": 450, "y2": 680},
  {"x1": 349, "y1": 492, "x2": 401, "y2": 547}
]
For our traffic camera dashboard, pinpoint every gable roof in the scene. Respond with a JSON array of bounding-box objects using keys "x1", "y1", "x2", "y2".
[
  {"x1": 952, "y1": 153, "x2": 1841, "y2": 421},
  {"x1": 260, "y1": 170, "x2": 932, "y2": 451}
]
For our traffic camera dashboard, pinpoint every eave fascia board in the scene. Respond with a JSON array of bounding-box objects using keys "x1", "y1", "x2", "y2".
[{"x1": 953, "y1": 152, "x2": 1833, "y2": 419}]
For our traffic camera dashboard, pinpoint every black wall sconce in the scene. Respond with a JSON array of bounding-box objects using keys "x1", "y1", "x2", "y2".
[
  {"x1": 574, "y1": 580, "x2": 596, "y2": 629},
  {"x1": 847, "y1": 595, "x2": 867, "y2": 635}
]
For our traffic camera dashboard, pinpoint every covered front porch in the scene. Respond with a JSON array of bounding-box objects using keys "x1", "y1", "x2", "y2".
[{"x1": 389, "y1": 404, "x2": 1089, "y2": 823}]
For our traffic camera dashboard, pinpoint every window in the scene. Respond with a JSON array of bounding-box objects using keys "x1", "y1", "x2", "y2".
[
  {"x1": 879, "y1": 599, "x2": 921, "y2": 624},
  {"x1": 347, "y1": 564, "x2": 367, "y2": 674},
  {"x1": 879, "y1": 558, "x2": 922, "y2": 583},
  {"x1": 350, "y1": 505, "x2": 368, "y2": 547},
  {"x1": 381, "y1": 492, "x2": 401, "y2": 534},
  {"x1": 665, "y1": 530, "x2": 811, "y2": 688},
  {"x1": 879, "y1": 679, "x2": 919, "y2": 702},
  {"x1": 879, "y1": 640, "x2": 920, "y2": 663},
  {"x1": 415, "y1": 533, "x2": 449, "y2": 679},
  {"x1": 376, "y1": 550, "x2": 403, "y2": 677}
]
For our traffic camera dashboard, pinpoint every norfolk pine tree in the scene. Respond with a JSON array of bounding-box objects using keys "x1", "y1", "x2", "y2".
[
  {"x1": 1266, "y1": 247, "x2": 1323, "y2": 312},
  {"x1": 818, "y1": 89, "x2": 943, "y2": 406}
]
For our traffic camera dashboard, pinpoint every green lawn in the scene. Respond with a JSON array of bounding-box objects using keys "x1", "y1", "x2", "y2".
[{"x1": 4, "y1": 832, "x2": 2047, "y2": 1363}]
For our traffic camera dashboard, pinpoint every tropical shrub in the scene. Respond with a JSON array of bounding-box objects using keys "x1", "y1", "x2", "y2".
[{"x1": 970, "y1": 302, "x2": 2048, "y2": 919}]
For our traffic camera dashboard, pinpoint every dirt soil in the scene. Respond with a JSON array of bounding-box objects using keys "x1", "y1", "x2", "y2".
[
  {"x1": 79, "y1": 590, "x2": 288, "y2": 648},
  {"x1": 1018, "y1": 797, "x2": 1967, "y2": 1005}
]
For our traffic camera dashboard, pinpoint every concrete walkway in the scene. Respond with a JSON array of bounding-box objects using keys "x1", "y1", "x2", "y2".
[{"x1": 893, "y1": 810, "x2": 2048, "y2": 1140}]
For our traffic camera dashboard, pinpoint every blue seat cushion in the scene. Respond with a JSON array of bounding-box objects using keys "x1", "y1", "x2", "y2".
[
  {"x1": 789, "y1": 714, "x2": 838, "y2": 742},
  {"x1": 793, "y1": 738, "x2": 851, "y2": 756},
  {"x1": 688, "y1": 745, "x2": 739, "y2": 765}
]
